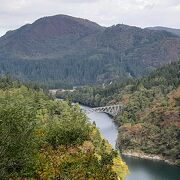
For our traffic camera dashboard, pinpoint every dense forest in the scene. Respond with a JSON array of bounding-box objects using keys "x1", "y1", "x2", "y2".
[
  {"x1": 0, "y1": 76, "x2": 128, "y2": 179},
  {"x1": 57, "y1": 61, "x2": 180, "y2": 165},
  {"x1": 56, "y1": 61, "x2": 180, "y2": 106},
  {"x1": 0, "y1": 15, "x2": 180, "y2": 85}
]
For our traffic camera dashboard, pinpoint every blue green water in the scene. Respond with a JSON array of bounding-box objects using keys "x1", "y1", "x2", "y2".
[{"x1": 82, "y1": 105, "x2": 180, "y2": 180}]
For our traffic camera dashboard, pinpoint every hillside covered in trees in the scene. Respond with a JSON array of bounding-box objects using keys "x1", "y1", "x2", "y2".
[
  {"x1": 147, "y1": 26, "x2": 180, "y2": 37},
  {"x1": 57, "y1": 61, "x2": 180, "y2": 165},
  {"x1": 0, "y1": 15, "x2": 180, "y2": 85},
  {"x1": 0, "y1": 76, "x2": 128, "y2": 179}
]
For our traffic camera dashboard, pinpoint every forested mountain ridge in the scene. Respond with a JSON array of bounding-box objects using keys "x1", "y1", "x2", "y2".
[
  {"x1": 0, "y1": 76, "x2": 128, "y2": 179},
  {"x1": 147, "y1": 26, "x2": 180, "y2": 37},
  {"x1": 56, "y1": 61, "x2": 180, "y2": 165},
  {"x1": 0, "y1": 15, "x2": 102, "y2": 59},
  {"x1": 0, "y1": 14, "x2": 180, "y2": 85},
  {"x1": 56, "y1": 61, "x2": 180, "y2": 107}
]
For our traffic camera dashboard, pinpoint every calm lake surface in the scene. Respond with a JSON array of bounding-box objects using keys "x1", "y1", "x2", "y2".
[{"x1": 81, "y1": 105, "x2": 180, "y2": 180}]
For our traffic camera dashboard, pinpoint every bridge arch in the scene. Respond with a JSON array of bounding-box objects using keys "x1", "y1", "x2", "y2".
[{"x1": 87, "y1": 104, "x2": 123, "y2": 117}]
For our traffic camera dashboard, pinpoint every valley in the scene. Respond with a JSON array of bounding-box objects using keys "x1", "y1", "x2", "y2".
[{"x1": 0, "y1": 11, "x2": 180, "y2": 180}]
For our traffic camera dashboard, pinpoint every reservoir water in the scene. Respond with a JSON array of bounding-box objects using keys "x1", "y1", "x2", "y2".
[{"x1": 81, "y1": 105, "x2": 180, "y2": 180}]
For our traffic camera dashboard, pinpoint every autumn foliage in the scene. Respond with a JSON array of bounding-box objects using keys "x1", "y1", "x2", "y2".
[{"x1": 0, "y1": 80, "x2": 128, "y2": 179}]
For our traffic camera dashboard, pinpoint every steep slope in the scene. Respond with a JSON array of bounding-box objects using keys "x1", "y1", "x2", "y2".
[
  {"x1": 57, "y1": 61, "x2": 180, "y2": 165},
  {"x1": 0, "y1": 15, "x2": 180, "y2": 85},
  {"x1": 147, "y1": 26, "x2": 180, "y2": 37},
  {"x1": 0, "y1": 76, "x2": 128, "y2": 179},
  {"x1": 96, "y1": 24, "x2": 180, "y2": 70}
]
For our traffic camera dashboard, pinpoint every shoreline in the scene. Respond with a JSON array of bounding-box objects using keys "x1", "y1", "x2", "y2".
[
  {"x1": 57, "y1": 100, "x2": 179, "y2": 168},
  {"x1": 121, "y1": 150, "x2": 177, "y2": 166}
]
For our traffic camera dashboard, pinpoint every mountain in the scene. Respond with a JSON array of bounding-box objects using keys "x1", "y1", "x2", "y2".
[
  {"x1": 147, "y1": 26, "x2": 180, "y2": 37},
  {"x1": 0, "y1": 15, "x2": 180, "y2": 85},
  {"x1": 0, "y1": 14, "x2": 102, "y2": 58}
]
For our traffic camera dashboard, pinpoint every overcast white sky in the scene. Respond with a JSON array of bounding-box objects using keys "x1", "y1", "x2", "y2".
[{"x1": 0, "y1": 0, "x2": 180, "y2": 36}]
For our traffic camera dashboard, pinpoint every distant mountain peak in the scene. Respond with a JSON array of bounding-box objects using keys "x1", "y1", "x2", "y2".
[
  {"x1": 146, "y1": 26, "x2": 180, "y2": 37},
  {"x1": 33, "y1": 14, "x2": 102, "y2": 31},
  {"x1": 2, "y1": 14, "x2": 103, "y2": 41},
  {"x1": 0, "y1": 15, "x2": 180, "y2": 85}
]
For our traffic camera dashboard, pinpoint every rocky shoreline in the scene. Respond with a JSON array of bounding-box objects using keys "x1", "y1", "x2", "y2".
[{"x1": 121, "y1": 150, "x2": 177, "y2": 166}]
